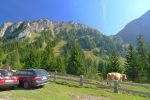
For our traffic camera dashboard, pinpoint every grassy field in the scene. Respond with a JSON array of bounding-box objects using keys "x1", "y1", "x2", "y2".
[
  {"x1": 0, "y1": 82, "x2": 149, "y2": 100},
  {"x1": 55, "y1": 74, "x2": 150, "y2": 93}
]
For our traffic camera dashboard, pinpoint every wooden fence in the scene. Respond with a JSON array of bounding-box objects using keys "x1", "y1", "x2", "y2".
[{"x1": 49, "y1": 72, "x2": 150, "y2": 97}]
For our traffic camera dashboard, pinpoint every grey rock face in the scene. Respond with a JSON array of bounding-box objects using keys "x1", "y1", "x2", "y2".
[
  {"x1": 0, "y1": 19, "x2": 53, "y2": 39},
  {"x1": 30, "y1": 19, "x2": 50, "y2": 32},
  {"x1": 0, "y1": 18, "x2": 96, "y2": 40},
  {"x1": 4, "y1": 22, "x2": 22, "y2": 37},
  {"x1": 0, "y1": 22, "x2": 13, "y2": 37}
]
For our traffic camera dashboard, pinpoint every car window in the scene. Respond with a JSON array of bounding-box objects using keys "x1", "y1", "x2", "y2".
[
  {"x1": 26, "y1": 71, "x2": 34, "y2": 76},
  {"x1": 34, "y1": 69, "x2": 49, "y2": 76},
  {"x1": 0, "y1": 71, "x2": 5, "y2": 76},
  {"x1": 0, "y1": 70, "x2": 14, "y2": 76},
  {"x1": 16, "y1": 70, "x2": 35, "y2": 77}
]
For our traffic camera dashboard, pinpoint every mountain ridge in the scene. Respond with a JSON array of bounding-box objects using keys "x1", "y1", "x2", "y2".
[
  {"x1": 117, "y1": 10, "x2": 150, "y2": 45},
  {"x1": 0, "y1": 18, "x2": 99, "y2": 40}
]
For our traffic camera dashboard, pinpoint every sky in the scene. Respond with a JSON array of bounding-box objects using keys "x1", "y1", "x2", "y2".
[{"x1": 0, "y1": 0, "x2": 150, "y2": 35}]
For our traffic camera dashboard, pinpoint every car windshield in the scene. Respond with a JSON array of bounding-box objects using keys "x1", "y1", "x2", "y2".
[
  {"x1": 0, "y1": 70, "x2": 14, "y2": 76},
  {"x1": 34, "y1": 69, "x2": 49, "y2": 76},
  {"x1": 15, "y1": 70, "x2": 35, "y2": 76}
]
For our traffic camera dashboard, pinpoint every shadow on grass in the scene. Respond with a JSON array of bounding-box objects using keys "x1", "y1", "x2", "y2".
[{"x1": 0, "y1": 85, "x2": 44, "y2": 91}]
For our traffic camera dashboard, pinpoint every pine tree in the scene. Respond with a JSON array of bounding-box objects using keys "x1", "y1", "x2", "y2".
[
  {"x1": 24, "y1": 48, "x2": 41, "y2": 69},
  {"x1": 55, "y1": 57, "x2": 66, "y2": 73},
  {"x1": 137, "y1": 35, "x2": 148, "y2": 64},
  {"x1": 109, "y1": 51, "x2": 122, "y2": 73},
  {"x1": 125, "y1": 44, "x2": 138, "y2": 82},
  {"x1": 5, "y1": 49, "x2": 21, "y2": 69},
  {"x1": 41, "y1": 43, "x2": 55, "y2": 71},
  {"x1": 0, "y1": 47, "x2": 4, "y2": 67},
  {"x1": 137, "y1": 35, "x2": 148, "y2": 82},
  {"x1": 147, "y1": 51, "x2": 150, "y2": 82},
  {"x1": 67, "y1": 40, "x2": 85, "y2": 75},
  {"x1": 84, "y1": 58, "x2": 98, "y2": 78}
]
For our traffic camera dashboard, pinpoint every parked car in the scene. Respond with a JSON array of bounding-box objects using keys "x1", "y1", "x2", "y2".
[
  {"x1": 15, "y1": 69, "x2": 50, "y2": 89},
  {"x1": 0, "y1": 69, "x2": 19, "y2": 89}
]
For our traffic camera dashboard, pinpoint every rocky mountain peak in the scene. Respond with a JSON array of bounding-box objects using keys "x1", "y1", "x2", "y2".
[
  {"x1": 0, "y1": 18, "x2": 96, "y2": 40},
  {"x1": 0, "y1": 18, "x2": 100, "y2": 39},
  {"x1": 0, "y1": 19, "x2": 53, "y2": 39},
  {"x1": 3, "y1": 22, "x2": 13, "y2": 27},
  {"x1": 0, "y1": 22, "x2": 13, "y2": 37}
]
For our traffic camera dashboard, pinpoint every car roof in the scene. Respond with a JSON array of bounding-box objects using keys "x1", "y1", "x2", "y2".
[
  {"x1": 17, "y1": 69, "x2": 45, "y2": 71},
  {"x1": 0, "y1": 69, "x2": 12, "y2": 71}
]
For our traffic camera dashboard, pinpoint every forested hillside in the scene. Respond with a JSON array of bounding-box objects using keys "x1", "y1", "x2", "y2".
[{"x1": 0, "y1": 19, "x2": 149, "y2": 83}]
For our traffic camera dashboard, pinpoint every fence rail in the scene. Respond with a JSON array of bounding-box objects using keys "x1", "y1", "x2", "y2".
[
  {"x1": 49, "y1": 72, "x2": 150, "y2": 96},
  {"x1": 57, "y1": 77, "x2": 79, "y2": 83},
  {"x1": 119, "y1": 82, "x2": 150, "y2": 88}
]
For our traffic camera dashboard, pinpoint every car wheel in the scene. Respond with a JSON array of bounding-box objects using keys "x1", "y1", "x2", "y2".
[
  {"x1": 18, "y1": 81, "x2": 23, "y2": 87},
  {"x1": 23, "y1": 81, "x2": 30, "y2": 89},
  {"x1": 39, "y1": 85, "x2": 44, "y2": 88}
]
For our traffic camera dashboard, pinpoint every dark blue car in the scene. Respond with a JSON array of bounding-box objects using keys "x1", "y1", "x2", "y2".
[{"x1": 15, "y1": 69, "x2": 50, "y2": 89}]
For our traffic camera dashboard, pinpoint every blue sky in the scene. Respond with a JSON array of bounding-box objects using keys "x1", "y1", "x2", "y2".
[{"x1": 0, "y1": 0, "x2": 150, "y2": 35}]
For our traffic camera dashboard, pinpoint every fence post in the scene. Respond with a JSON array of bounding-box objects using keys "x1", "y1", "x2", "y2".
[
  {"x1": 54, "y1": 71, "x2": 57, "y2": 81},
  {"x1": 80, "y1": 75, "x2": 84, "y2": 86},
  {"x1": 114, "y1": 80, "x2": 119, "y2": 93}
]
